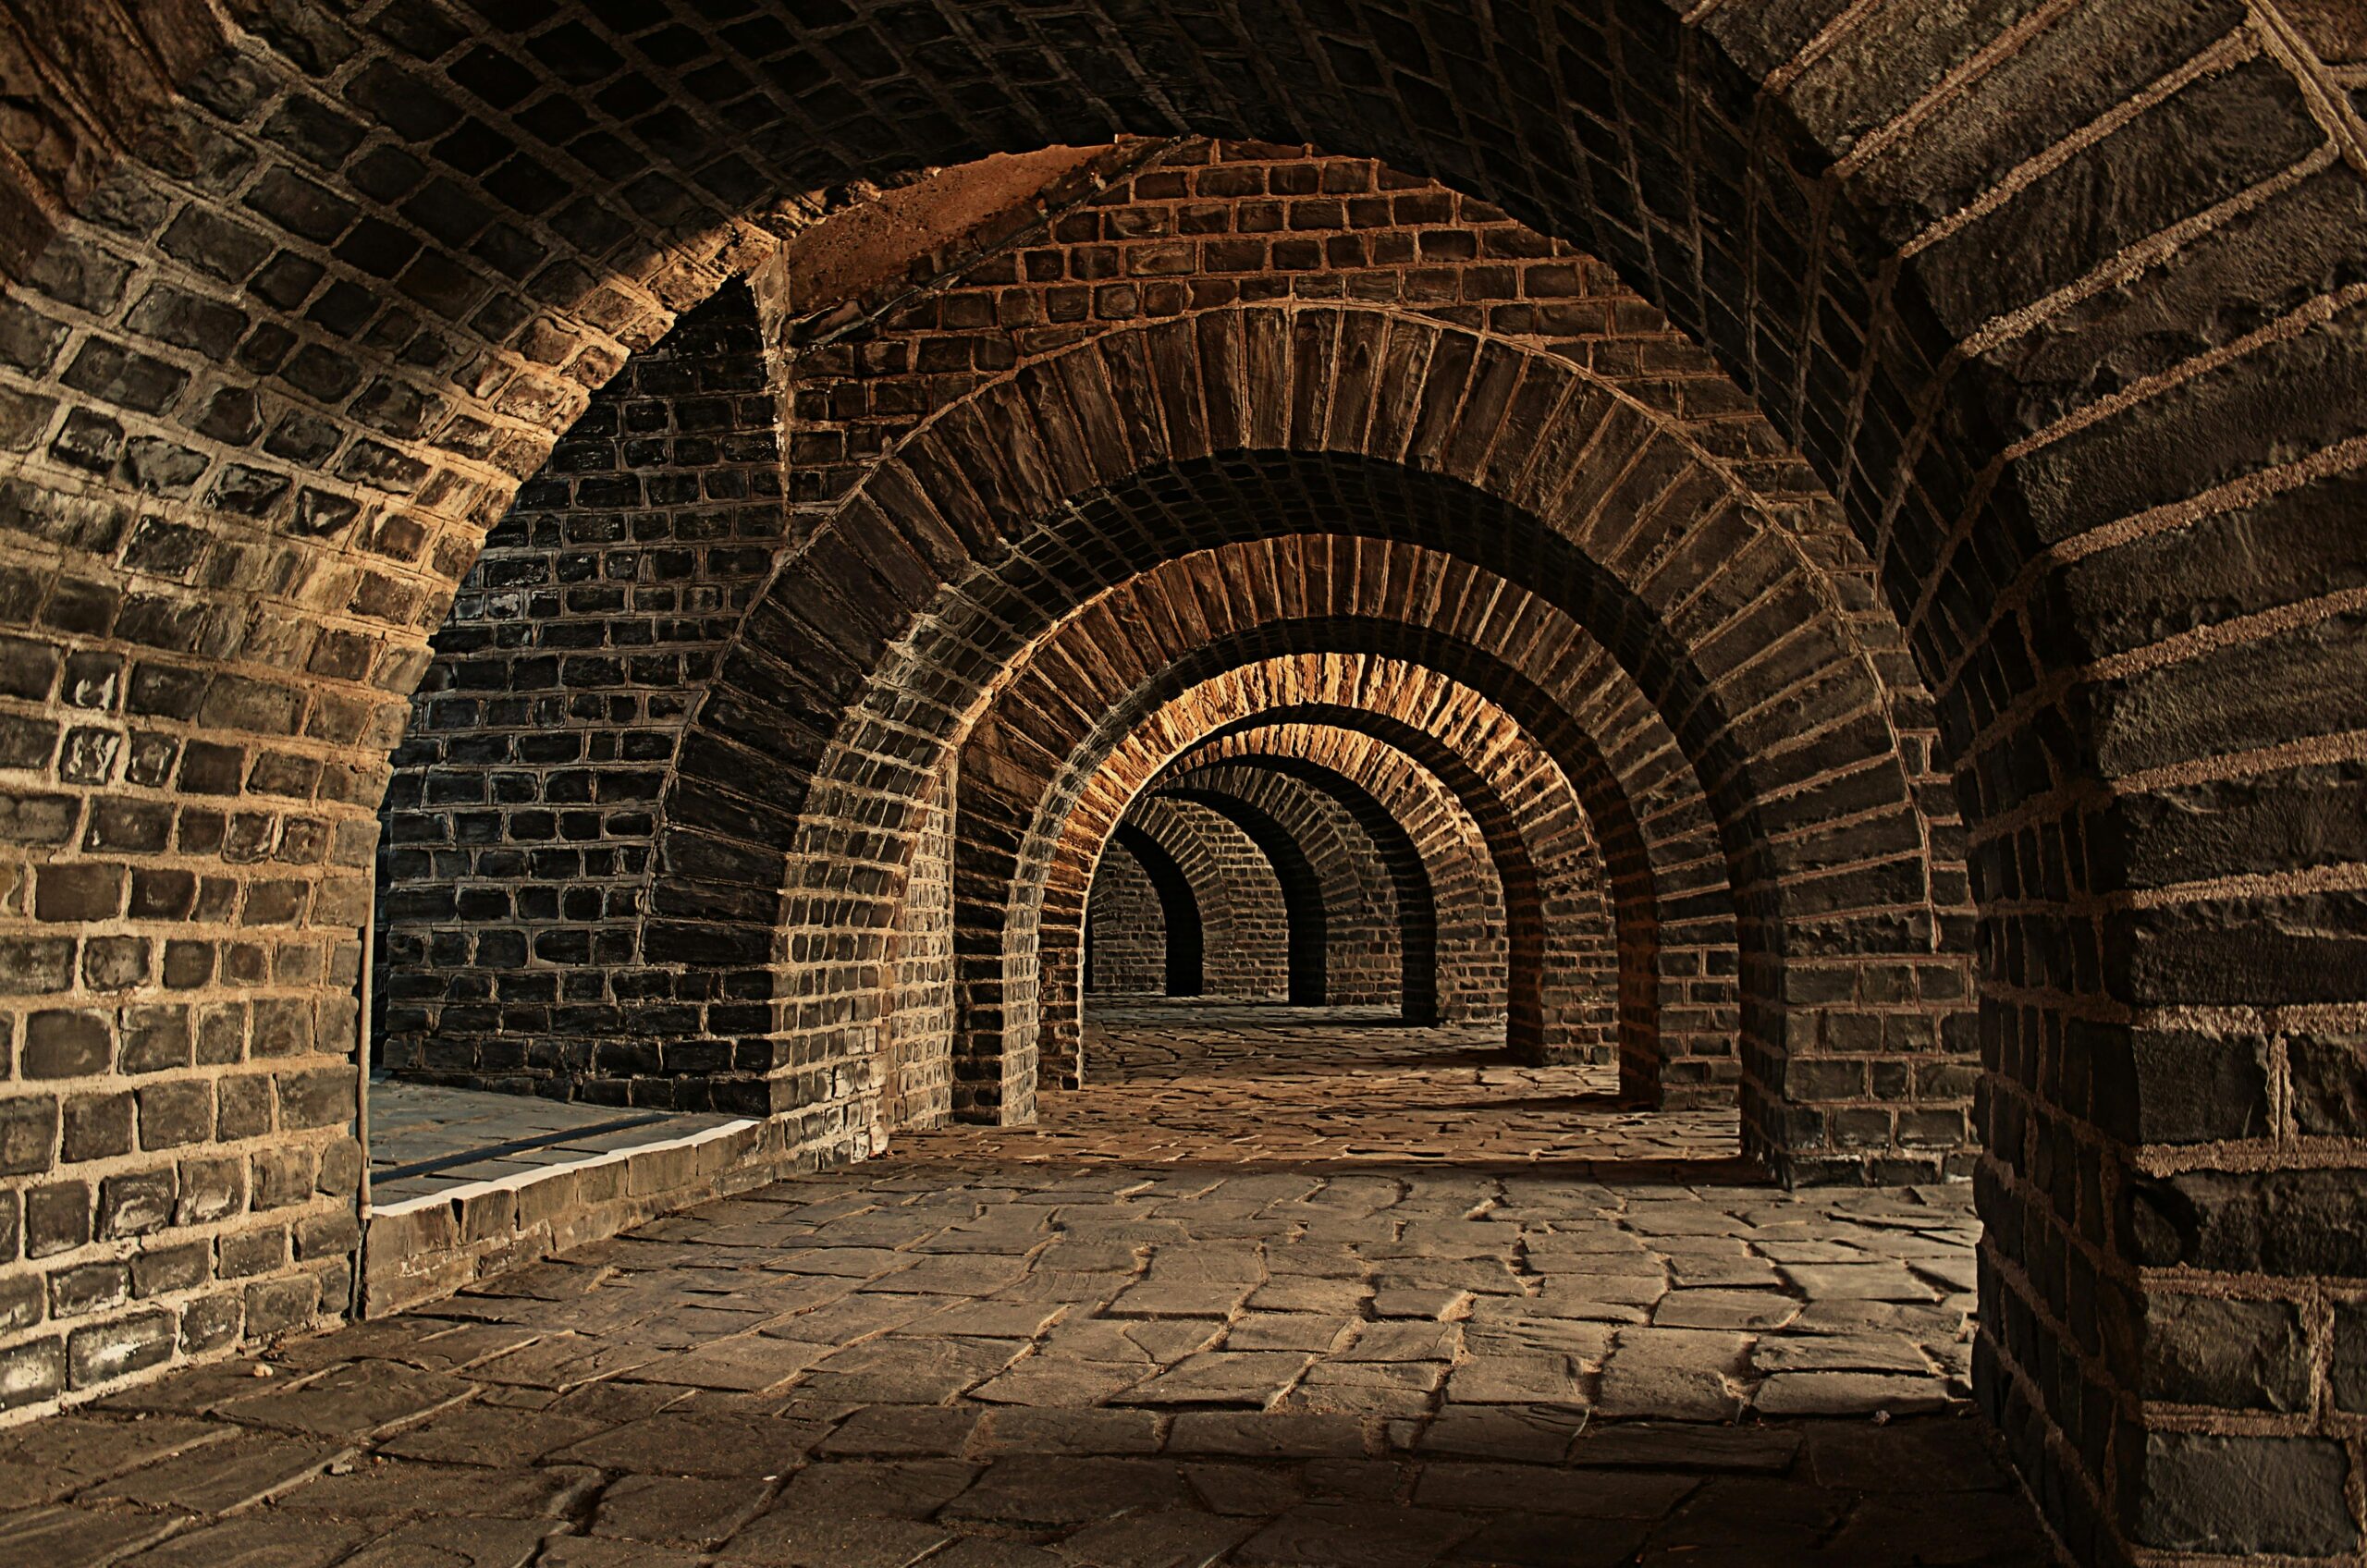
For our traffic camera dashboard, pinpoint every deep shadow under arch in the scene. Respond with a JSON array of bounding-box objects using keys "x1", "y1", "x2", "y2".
[
  {"x1": 1158, "y1": 786, "x2": 1329, "y2": 1008},
  {"x1": 1110, "y1": 822, "x2": 1203, "y2": 998}
]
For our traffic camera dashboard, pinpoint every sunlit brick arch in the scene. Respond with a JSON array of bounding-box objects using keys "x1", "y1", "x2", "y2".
[
  {"x1": 929, "y1": 530, "x2": 1861, "y2": 1121},
  {"x1": 3, "y1": 6, "x2": 2359, "y2": 1549},
  {"x1": 1162, "y1": 729, "x2": 1512, "y2": 1037},
  {"x1": 1084, "y1": 825, "x2": 1200, "y2": 1000}
]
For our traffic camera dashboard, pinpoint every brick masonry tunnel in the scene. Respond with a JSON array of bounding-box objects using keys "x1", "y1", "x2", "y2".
[{"x1": 0, "y1": 3, "x2": 2363, "y2": 1564}]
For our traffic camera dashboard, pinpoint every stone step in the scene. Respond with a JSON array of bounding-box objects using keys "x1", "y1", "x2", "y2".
[{"x1": 362, "y1": 1110, "x2": 788, "y2": 1318}]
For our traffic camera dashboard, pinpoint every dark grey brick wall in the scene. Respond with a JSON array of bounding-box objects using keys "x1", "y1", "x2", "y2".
[{"x1": 374, "y1": 280, "x2": 788, "y2": 1110}]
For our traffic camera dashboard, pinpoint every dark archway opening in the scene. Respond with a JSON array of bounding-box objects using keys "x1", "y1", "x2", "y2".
[
  {"x1": 1111, "y1": 823, "x2": 1205, "y2": 998},
  {"x1": 1159, "y1": 788, "x2": 1328, "y2": 1008}
]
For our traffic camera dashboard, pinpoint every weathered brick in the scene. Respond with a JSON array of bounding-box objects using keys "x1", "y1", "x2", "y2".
[
  {"x1": 33, "y1": 863, "x2": 126, "y2": 921},
  {"x1": 2138, "y1": 1433, "x2": 2359, "y2": 1557},
  {"x1": 240, "y1": 1273, "x2": 318, "y2": 1337},
  {"x1": 138, "y1": 1081, "x2": 215, "y2": 1149},
  {"x1": 0, "y1": 1338, "x2": 66, "y2": 1411},
  {"x1": 50, "y1": 1261, "x2": 131, "y2": 1320},
  {"x1": 99, "y1": 1170, "x2": 178, "y2": 1238},
  {"x1": 0, "y1": 936, "x2": 75, "y2": 994},
  {"x1": 129, "y1": 1238, "x2": 211, "y2": 1298},
  {"x1": 23, "y1": 1011, "x2": 112, "y2": 1078},
  {"x1": 67, "y1": 1309, "x2": 177, "y2": 1389},
  {"x1": 60, "y1": 1093, "x2": 135, "y2": 1162},
  {"x1": 0, "y1": 1096, "x2": 59, "y2": 1178},
  {"x1": 2146, "y1": 1293, "x2": 2311, "y2": 1413}
]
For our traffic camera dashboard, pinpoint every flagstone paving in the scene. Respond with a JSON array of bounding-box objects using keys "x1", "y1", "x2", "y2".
[
  {"x1": 934, "y1": 1004, "x2": 1739, "y2": 1168},
  {"x1": 0, "y1": 1006, "x2": 2046, "y2": 1565}
]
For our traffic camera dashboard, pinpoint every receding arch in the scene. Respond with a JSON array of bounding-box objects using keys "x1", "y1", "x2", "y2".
[
  {"x1": 1, "y1": 18, "x2": 2351, "y2": 1543},
  {"x1": 989, "y1": 638, "x2": 1749, "y2": 1124},
  {"x1": 675, "y1": 312, "x2": 1971, "y2": 1170},
  {"x1": 1165, "y1": 732, "x2": 1511, "y2": 1035},
  {"x1": 1108, "y1": 823, "x2": 1202, "y2": 999},
  {"x1": 1189, "y1": 703, "x2": 1653, "y2": 1085},
  {"x1": 963, "y1": 632, "x2": 1622, "y2": 1090},
  {"x1": 1156, "y1": 786, "x2": 1328, "y2": 1008},
  {"x1": 934, "y1": 521, "x2": 1773, "y2": 1111},
  {"x1": 1163, "y1": 753, "x2": 1443, "y2": 1027},
  {"x1": 1123, "y1": 796, "x2": 1291, "y2": 1005}
]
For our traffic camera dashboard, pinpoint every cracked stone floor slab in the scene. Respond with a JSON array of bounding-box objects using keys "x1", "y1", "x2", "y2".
[{"x1": 1, "y1": 1005, "x2": 2044, "y2": 1566}]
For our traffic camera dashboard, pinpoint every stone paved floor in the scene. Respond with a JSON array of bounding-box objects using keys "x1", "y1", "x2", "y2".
[
  {"x1": 1, "y1": 1006, "x2": 2049, "y2": 1566},
  {"x1": 939, "y1": 1004, "x2": 1741, "y2": 1169}
]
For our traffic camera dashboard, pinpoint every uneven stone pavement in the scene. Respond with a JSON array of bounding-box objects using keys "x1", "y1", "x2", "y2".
[
  {"x1": 0, "y1": 1009, "x2": 2046, "y2": 1565},
  {"x1": 929, "y1": 1005, "x2": 1740, "y2": 1169}
]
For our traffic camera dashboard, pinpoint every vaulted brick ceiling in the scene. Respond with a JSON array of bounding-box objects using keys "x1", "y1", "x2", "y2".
[{"x1": 0, "y1": 5, "x2": 2361, "y2": 1562}]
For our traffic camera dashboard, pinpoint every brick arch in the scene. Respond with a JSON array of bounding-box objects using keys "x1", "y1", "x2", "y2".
[
  {"x1": 1, "y1": 8, "x2": 2357, "y2": 1550},
  {"x1": 1162, "y1": 732, "x2": 1511, "y2": 1037},
  {"x1": 1091, "y1": 824, "x2": 1201, "y2": 999},
  {"x1": 974, "y1": 636, "x2": 1691, "y2": 1133},
  {"x1": 1120, "y1": 794, "x2": 1293, "y2": 1006},
  {"x1": 1163, "y1": 755, "x2": 1439, "y2": 1025},
  {"x1": 1154, "y1": 787, "x2": 1328, "y2": 1008},
  {"x1": 696, "y1": 300, "x2": 1944, "y2": 910},
  {"x1": 1153, "y1": 770, "x2": 1403, "y2": 1014}
]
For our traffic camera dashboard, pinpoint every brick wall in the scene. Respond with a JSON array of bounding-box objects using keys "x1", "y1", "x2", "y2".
[
  {"x1": 1083, "y1": 839, "x2": 1167, "y2": 998},
  {"x1": 373, "y1": 278, "x2": 787, "y2": 1109}
]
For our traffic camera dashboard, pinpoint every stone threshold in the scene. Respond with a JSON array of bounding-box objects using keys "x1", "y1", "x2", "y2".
[{"x1": 361, "y1": 1082, "x2": 791, "y2": 1318}]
